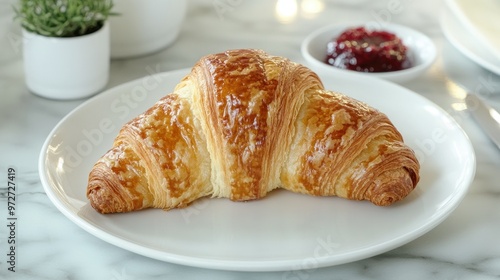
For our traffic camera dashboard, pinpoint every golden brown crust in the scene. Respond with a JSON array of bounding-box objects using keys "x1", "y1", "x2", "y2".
[
  {"x1": 86, "y1": 49, "x2": 420, "y2": 213},
  {"x1": 280, "y1": 89, "x2": 419, "y2": 206}
]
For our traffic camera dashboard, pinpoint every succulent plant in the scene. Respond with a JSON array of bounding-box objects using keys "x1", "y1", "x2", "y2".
[{"x1": 14, "y1": 0, "x2": 114, "y2": 37}]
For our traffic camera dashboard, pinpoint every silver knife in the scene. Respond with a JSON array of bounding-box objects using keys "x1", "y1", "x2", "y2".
[{"x1": 465, "y1": 93, "x2": 500, "y2": 150}]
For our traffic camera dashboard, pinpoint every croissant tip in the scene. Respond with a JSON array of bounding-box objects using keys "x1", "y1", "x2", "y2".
[
  {"x1": 87, "y1": 186, "x2": 126, "y2": 214},
  {"x1": 373, "y1": 196, "x2": 397, "y2": 207},
  {"x1": 87, "y1": 189, "x2": 108, "y2": 214}
]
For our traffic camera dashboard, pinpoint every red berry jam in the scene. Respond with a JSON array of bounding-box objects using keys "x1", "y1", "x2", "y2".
[{"x1": 325, "y1": 27, "x2": 411, "y2": 72}]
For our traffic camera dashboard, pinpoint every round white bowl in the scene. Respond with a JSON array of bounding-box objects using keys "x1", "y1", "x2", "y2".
[
  {"x1": 110, "y1": 0, "x2": 187, "y2": 59},
  {"x1": 301, "y1": 22, "x2": 437, "y2": 83}
]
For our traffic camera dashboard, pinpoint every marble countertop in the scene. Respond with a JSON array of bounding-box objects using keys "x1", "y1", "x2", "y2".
[{"x1": 2, "y1": 0, "x2": 500, "y2": 279}]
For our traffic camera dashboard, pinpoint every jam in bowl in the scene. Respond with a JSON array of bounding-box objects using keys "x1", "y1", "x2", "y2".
[
  {"x1": 301, "y1": 23, "x2": 437, "y2": 83},
  {"x1": 325, "y1": 26, "x2": 411, "y2": 73}
]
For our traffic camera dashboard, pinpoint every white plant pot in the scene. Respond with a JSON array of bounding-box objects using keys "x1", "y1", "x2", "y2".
[
  {"x1": 110, "y1": 0, "x2": 187, "y2": 59},
  {"x1": 22, "y1": 22, "x2": 110, "y2": 100}
]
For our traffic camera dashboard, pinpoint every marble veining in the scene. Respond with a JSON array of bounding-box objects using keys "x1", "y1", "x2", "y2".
[{"x1": 1, "y1": 0, "x2": 500, "y2": 279}]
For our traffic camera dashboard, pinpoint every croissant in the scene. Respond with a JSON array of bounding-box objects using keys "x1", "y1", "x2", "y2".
[{"x1": 87, "y1": 49, "x2": 420, "y2": 214}]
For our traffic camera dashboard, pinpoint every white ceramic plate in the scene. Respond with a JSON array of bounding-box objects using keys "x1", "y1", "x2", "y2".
[
  {"x1": 301, "y1": 22, "x2": 437, "y2": 84},
  {"x1": 39, "y1": 69, "x2": 475, "y2": 272},
  {"x1": 441, "y1": 7, "x2": 500, "y2": 76},
  {"x1": 444, "y1": 0, "x2": 500, "y2": 60}
]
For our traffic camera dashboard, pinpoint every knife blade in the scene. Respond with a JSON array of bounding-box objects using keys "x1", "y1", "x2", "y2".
[{"x1": 465, "y1": 93, "x2": 500, "y2": 150}]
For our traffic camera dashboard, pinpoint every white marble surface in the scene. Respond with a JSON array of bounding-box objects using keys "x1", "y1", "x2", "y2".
[{"x1": 1, "y1": 0, "x2": 500, "y2": 279}]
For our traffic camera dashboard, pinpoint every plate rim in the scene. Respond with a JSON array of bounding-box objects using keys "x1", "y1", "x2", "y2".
[
  {"x1": 440, "y1": 8, "x2": 500, "y2": 76},
  {"x1": 39, "y1": 68, "x2": 476, "y2": 271},
  {"x1": 444, "y1": 0, "x2": 500, "y2": 60}
]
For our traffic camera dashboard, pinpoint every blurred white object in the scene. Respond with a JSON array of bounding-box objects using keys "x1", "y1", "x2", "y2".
[
  {"x1": 22, "y1": 23, "x2": 110, "y2": 100},
  {"x1": 301, "y1": 22, "x2": 436, "y2": 84},
  {"x1": 110, "y1": 0, "x2": 187, "y2": 59},
  {"x1": 441, "y1": 8, "x2": 500, "y2": 75},
  {"x1": 445, "y1": 0, "x2": 500, "y2": 60}
]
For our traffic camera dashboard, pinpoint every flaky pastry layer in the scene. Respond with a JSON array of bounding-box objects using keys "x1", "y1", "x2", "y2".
[{"x1": 87, "y1": 49, "x2": 420, "y2": 213}]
